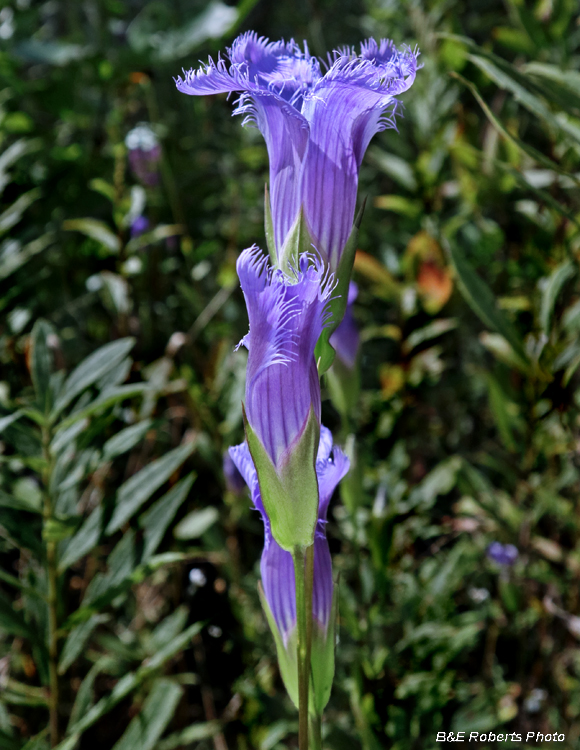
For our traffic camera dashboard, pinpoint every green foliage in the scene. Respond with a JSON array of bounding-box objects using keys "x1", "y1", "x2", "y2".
[{"x1": 1, "y1": 0, "x2": 580, "y2": 748}]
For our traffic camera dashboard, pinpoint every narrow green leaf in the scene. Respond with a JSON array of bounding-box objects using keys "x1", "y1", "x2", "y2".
[
  {"x1": 52, "y1": 338, "x2": 135, "y2": 418},
  {"x1": 0, "y1": 410, "x2": 25, "y2": 433},
  {"x1": 0, "y1": 188, "x2": 41, "y2": 235},
  {"x1": 106, "y1": 440, "x2": 196, "y2": 534},
  {"x1": 141, "y1": 474, "x2": 195, "y2": 560},
  {"x1": 125, "y1": 224, "x2": 183, "y2": 254},
  {"x1": 173, "y1": 505, "x2": 217, "y2": 541},
  {"x1": 111, "y1": 679, "x2": 183, "y2": 750},
  {"x1": 30, "y1": 320, "x2": 53, "y2": 413},
  {"x1": 445, "y1": 239, "x2": 530, "y2": 372},
  {"x1": 58, "y1": 384, "x2": 148, "y2": 429},
  {"x1": 155, "y1": 722, "x2": 222, "y2": 750},
  {"x1": 62, "y1": 218, "x2": 121, "y2": 254},
  {"x1": 58, "y1": 614, "x2": 109, "y2": 674},
  {"x1": 450, "y1": 71, "x2": 580, "y2": 185},
  {"x1": 467, "y1": 54, "x2": 580, "y2": 145},
  {"x1": 0, "y1": 591, "x2": 37, "y2": 640},
  {"x1": 61, "y1": 623, "x2": 202, "y2": 745},
  {"x1": 277, "y1": 208, "x2": 314, "y2": 274},
  {"x1": 58, "y1": 506, "x2": 103, "y2": 573},
  {"x1": 0, "y1": 233, "x2": 55, "y2": 281},
  {"x1": 103, "y1": 419, "x2": 153, "y2": 460},
  {"x1": 539, "y1": 259, "x2": 576, "y2": 335}
]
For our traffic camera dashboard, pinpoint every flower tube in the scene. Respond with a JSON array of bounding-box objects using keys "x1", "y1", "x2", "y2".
[
  {"x1": 235, "y1": 245, "x2": 334, "y2": 550},
  {"x1": 229, "y1": 426, "x2": 349, "y2": 712},
  {"x1": 175, "y1": 33, "x2": 419, "y2": 272}
]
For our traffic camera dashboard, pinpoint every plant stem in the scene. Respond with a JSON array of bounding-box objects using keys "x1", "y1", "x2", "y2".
[
  {"x1": 42, "y1": 426, "x2": 59, "y2": 748},
  {"x1": 293, "y1": 544, "x2": 314, "y2": 750}
]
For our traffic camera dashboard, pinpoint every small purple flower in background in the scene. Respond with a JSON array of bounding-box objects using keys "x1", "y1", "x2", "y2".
[
  {"x1": 130, "y1": 214, "x2": 150, "y2": 238},
  {"x1": 230, "y1": 426, "x2": 349, "y2": 642},
  {"x1": 329, "y1": 281, "x2": 360, "y2": 370},
  {"x1": 236, "y1": 245, "x2": 333, "y2": 470},
  {"x1": 487, "y1": 541, "x2": 519, "y2": 567},
  {"x1": 175, "y1": 33, "x2": 419, "y2": 271},
  {"x1": 223, "y1": 450, "x2": 246, "y2": 495},
  {"x1": 125, "y1": 122, "x2": 161, "y2": 187}
]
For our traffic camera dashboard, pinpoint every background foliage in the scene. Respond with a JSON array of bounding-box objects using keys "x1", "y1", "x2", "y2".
[{"x1": 1, "y1": 0, "x2": 580, "y2": 748}]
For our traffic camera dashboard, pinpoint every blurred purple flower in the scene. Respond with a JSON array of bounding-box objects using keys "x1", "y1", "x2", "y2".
[
  {"x1": 487, "y1": 542, "x2": 519, "y2": 567},
  {"x1": 125, "y1": 123, "x2": 161, "y2": 187},
  {"x1": 223, "y1": 450, "x2": 246, "y2": 495},
  {"x1": 236, "y1": 245, "x2": 333, "y2": 468},
  {"x1": 329, "y1": 281, "x2": 359, "y2": 369},
  {"x1": 175, "y1": 33, "x2": 419, "y2": 270},
  {"x1": 130, "y1": 215, "x2": 149, "y2": 238},
  {"x1": 230, "y1": 426, "x2": 349, "y2": 642}
]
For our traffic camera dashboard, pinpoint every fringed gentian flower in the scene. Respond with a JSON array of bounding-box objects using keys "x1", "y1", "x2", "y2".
[
  {"x1": 125, "y1": 123, "x2": 161, "y2": 187},
  {"x1": 329, "y1": 281, "x2": 360, "y2": 370},
  {"x1": 175, "y1": 33, "x2": 419, "y2": 271},
  {"x1": 487, "y1": 542, "x2": 519, "y2": 567},
  {"x1": 229, "y1": 426, "x2": 349, "y2": 711},
  {"x1": 236, "y1": 245, "x2": 334, "y2": 550}
]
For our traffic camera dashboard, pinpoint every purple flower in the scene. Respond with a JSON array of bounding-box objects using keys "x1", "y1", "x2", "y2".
[
  {"x1": 223, "y1": 450, "x2": 246, "y2": 495},
  {"x1": 130, "y1": 215, "x2": 150, "y2": 238},
  {"x1": 175, "y1": 33, "x2": 419, "y2": 271},
  {"x1": 125, "y1": 123, "x2": 162, "y2": 187},
  {"x1": 487, "y1": 542, "x2": 519, "y2": 567},
  {"x1": 230, "y1": 426, "x2": 349, "y2": 641},
  {"x1": 236, "y1": 245, "x2": 333, "y2": 469},
  {"x1": 329, "y1": 281, "x2": 360, "y2": 369}
]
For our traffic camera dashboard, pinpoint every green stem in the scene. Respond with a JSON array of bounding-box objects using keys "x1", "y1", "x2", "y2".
[
  {"x1": 293, "y1": 544, "x2": 314, "y2": 750},
  {"x1": 42, "y1": 425, "x2": 59, "y2": 748}
]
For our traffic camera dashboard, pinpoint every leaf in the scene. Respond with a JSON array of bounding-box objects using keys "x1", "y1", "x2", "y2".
[
  {"x1": 58, "y1": 614, "x2": 109, "y2": 675},
  {"x1": 58, "y1": 384, "x2": 149, "y2": 428},
  {"x1": 173, "y1": 505, "x2": 217, "y2": 541},
  {"x1": 155, "y1": 722, "x2": 222, "y2": 750},
  {"x1": 125, "y1": 224, "x2": 184, "y2": 254},
  {"x1": 0, "y1": 189, "x2": 41, "y2": 235},
  {"x1": 103, "y1": 419, "x2": 153, "y2": 460},
  {"x1": 52, "y1": 338, "x2": 135, "y2": 418},
  {"x1": 61, "y1": 623, "x2": 202, "y2": 745},
  {"x1": 467, "y1": 54, "x2": 580, "y2": 145},
  {"x1": 445, "y1": 239, "x2": 531, "y2": 372},
  {"x1": 0, "y1": 590, "x2": 37, "y2": 640},
  {"x1": 0, "y1": 410, "x2": 25, "y2": 433},
  {"x1": 62, "y1": 218, "x2": 121, "y2": 254},
  {"x1": 539, "y1": 259, "x2": 576, "y2": 335},
  {"x1": 58, "y1": 506, "x2": 104, "y2": 573},
  {"x1": 403, "y1": 319, "x2": 458, "y2": 354},
  {"x1": 0, "y1": 233, "x2": 55, "y2": 281},
  {"x1": 450, "y1": 71, "x2": 580, "y2": 186},
  {"x1": 30, "y1": 320, "x2": 54, "y2": 414},
  {"x1": 148, "y1": 607, "x2": 189, "y2": 654},
  {"x1": 106, "y1": 440, "x2": 196, "y2": 534},
  {"x1": 83, "y1": 531, "x2": 136, "y2": 605},
  {"x1": 141, "y1": 474, "x2": 195, "y2": 561},
  {"x1": 111, "y1": 679, "x2": 183, "y2": 750}
]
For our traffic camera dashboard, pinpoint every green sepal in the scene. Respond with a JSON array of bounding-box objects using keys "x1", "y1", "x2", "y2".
[
  {"x1": 258, "y1": 575, "x2": 339, "y2": 716},
  {"x1": 243, "y1": 404, "x2": 319, "y2": 551},
  {"x1": 315, "y1": 198, "x2": 366, "y2": 375},
  {"x1": 277, "y1": 207, "x2": 315, "y2": 275},
  {"x1": 309, "y1": 576, "x2": 339, "y2": 716},
  {"x1": 264, "y1": 184, "x2": 277, "y2": 266},
  {"x1": 258, "y1": 581, "x2": 299, "y2": 708}
]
